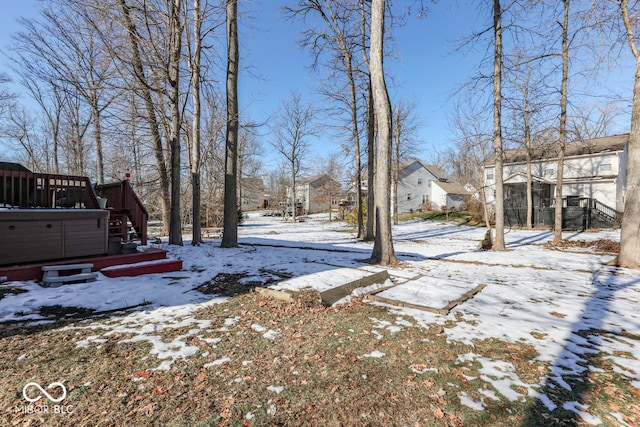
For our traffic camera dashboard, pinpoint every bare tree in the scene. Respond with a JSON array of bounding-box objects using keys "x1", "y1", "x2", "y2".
[
  {"x1": 616, "y1": 0, "x2": 640, "y2": 268},
  {"x1": 361, "y1": 1, "x2": 376, "y2": 242},
  {"x1": 221, "y1": 0, "x2": 240, "y2": 248},
  {"x1": 369, "y1": 0, "x2": 397, "y2": 266},
  {"x1": 505, "y1": 60, "x2": 546, "y2": 229},
  {"x1": 569, "y1": 102, "x2": 618, "y2": 141},
  {"x1": 270, "y1": 91, "x2": 315, "y2": 224},
  {"x1": 365, "y1": 80, "x2": 376, "y2": 241},
  {"x1": 552, "y1": 0, "x2": 570, "y2": 245},
  {"x1": 188, "y1": 0, "x2": 204, "y2": 245},
  {"x1": 0, "y1": 73, "x2": 16, "y2": 126},
  {"x1": 117, "y1": 0, "x2": 172, "y2": 234},
  {"x1": 287, "y1": 0, "x2": 368, "y2": 238},
  {"x1": 168, "y1": 0, "x2": 184, "y2": 246},
  {"x1": 447, "y1": 99, "x2": 493, "y2": 229},
  {"x1": 12, "y1": 7, "x2": 116, "y2": 184},
  {"x1": 492, "y1": 0, "x2": 506, "y2": 250}
]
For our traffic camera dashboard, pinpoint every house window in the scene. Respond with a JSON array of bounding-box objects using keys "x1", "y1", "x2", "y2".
[
  {"x1": 418, "y1": 177, "x2": 423, "y2": 185},
  {"x1": 427, "y1": 179, "x2": 432, "y2": 187},
  {"x1": 544, "y1": 168, "x2": 555, "y2": 177},
  {"x1": 599, "y1": 158, "x2": 612, "y2": 173},
  {"x1": 486, "y1": 173, "x2": 494, "y2": 181}
]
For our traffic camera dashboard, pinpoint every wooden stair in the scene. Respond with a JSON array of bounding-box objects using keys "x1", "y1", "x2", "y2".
[
  {"x1": 0, "y1": 247, "x2": 169, "y2": 282},
  {"x1": 100, "y1": 259, "x2": 183, "y2": 278},
  {"x1": 95, "y1": 180, "x2": 148, "y2": 244}
]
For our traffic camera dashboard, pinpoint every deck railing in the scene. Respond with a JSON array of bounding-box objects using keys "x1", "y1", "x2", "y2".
[
  {"x1": 1, "y1": 168, "x2": 148, "y2": 245},
  {"x1": 590, "y1": 198, "x2": 622, "y2": 223},
  {"x1": 95, "y1": 180, "x2": 148, "y2": 245},
  {"x1": 0, "y1": 169, "x2": 99, "y2": 209}
]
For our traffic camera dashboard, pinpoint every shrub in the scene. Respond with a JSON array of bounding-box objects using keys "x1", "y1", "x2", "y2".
[{"x1": 345, "y1": 203, "x2": 367, "y2": 228}]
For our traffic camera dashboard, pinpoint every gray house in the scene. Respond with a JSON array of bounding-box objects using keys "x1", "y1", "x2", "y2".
[
  {"x1": 396, "y1": 160, "x2": 469, "y2": 213},
  {"x1": 286, "y1": 174, "x2": 342, "y2": 214},
  {"x1": 240, "y1": 178, "x2": 267, "y2": 210}
]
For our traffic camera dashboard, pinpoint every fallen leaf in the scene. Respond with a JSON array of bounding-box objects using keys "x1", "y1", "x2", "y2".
[
  {"x1": 434, "y1": 408, "x2": 444, "y2": 419},
  {"x1": 134, "y1": 370, "x2": 151, "y2": 379}
]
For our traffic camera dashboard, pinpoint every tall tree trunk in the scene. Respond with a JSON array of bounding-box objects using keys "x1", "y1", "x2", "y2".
[
  {"x1": 369, "y1": 0, "x2": 397, "y2": 266},
  {"x1": 617, "y1": 0, "x2": 640, "y2": 268},
  {"x1": 191, "y1": 0, "x2": 203, "y2": 245},
  {"x1": 524, "y1": 70, "x2": 533, "y2": 229},
  {"x1": 393, "y1": 105, "x2": 400, "y2": 225},
  {"x1": 346, "y1": 52, "x2": 364, "y2": 239},
  {"x1": 119, "y1": 0, "x2": 171, "y2": 235},
  {"x1": 360, "y1": 2, "x2": 375, "y2": 242},
  {"x1": 492, "y1": 0, "x2": 506, "y2": 250},
  {"x1": 221, "y1": 0, "x2": 239, "y2": 248},
  {"x1": 90, "y1": 94, "x2": 105, "y2": 185},
  {"x1": 168, "y1": 0, "x2": 183, "y2": 246},
  {"x1": 553, "y1": 0, "x2": 570, "y2": 245},
  {"x1": 365, "y1": 81, "x2": 376, "y2": 241},
  {"x1": 291, "y1": 170, "x2": 297, "y2": 224}
]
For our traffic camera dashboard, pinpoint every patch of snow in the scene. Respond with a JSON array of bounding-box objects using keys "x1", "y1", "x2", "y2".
[
  {"x1": 562, "y1": 401, "x2": 602, "y2": 425},
  {"x1": 204, "y1": 357, "x2": 232, "y2": 368},
  {"x1": 1, "y1": 213, "x2": 638, "y2": 423},
  {"x1": 267, "y1": 385, "x2": 284, "y2": 394},
  {"x1": 251, "y1": 324, "x2": 266, "y2": 332},
  {"x1": 263, "y1": 329, "x2": 279, "y2": 340},
  {"x1": 459, "y1": 392, "x2": 484, "y2": 410},
  {"x1": 363, "y1": 350, "x2": 386, "y2": 358}
]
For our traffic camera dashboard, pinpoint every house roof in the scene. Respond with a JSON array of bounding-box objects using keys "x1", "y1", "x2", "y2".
[
  {"x1": 432, "y1": 180, "x2": 470, "y2": 195},
  {"x1": 398, "y1": 160, "x2": 446, "y2": 180},
  {"x1": 423, "y1": 164, "x2": 447, "y2": 180},
  {"x1": 296, "y1": 174, "x2": 340, "y2": 189},
  {"x1": 487, "y1": 133, "x2": 629, "y2": 165},
  {"x1": 240, "y1": 177, "x2": 265, "y2": 191},
  {"x1": 0, "y1": 162, "x2": 31, "y2": 173}
]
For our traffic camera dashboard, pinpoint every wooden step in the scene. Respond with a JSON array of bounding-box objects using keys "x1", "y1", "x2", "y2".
[
  {"x1": 100, "y1": 259, "x2": 182, "y2": 278},
  {"x1": 0, "y1": 247, "x2": 168, "y2": 282},
  {"x1": 44, "y1": 272, "x2": 99, "y2": 287},
  {"x1": 42, "y1": 263, "x2": 98, "y2": 287}
]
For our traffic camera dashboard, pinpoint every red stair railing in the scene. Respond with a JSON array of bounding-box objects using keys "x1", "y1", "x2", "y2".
[{"x1": 95, "y1": 180, "x2": 148, "y2": 245}]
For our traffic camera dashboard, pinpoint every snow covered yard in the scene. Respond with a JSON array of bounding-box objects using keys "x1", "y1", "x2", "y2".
[{"x1": 1, "y1": 212, "x2": 639, "y2": 426}]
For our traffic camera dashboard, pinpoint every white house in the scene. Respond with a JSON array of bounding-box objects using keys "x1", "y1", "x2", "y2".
[
  {"x1": 286, "y1": 174, "x2": 342, "y2": 214},
  {"x1": 483, "y1": 133, "x2": 628, "y2": 227},
  {"x1": 395, "y1": 160, "x2": 469, "y2": 213}
]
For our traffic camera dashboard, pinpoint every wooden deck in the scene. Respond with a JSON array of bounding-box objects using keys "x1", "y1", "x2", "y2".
[
  {"x1": 0, "y1": 247, "x2": 168, "y2": 282},
  {"x1": 0, "y1": 209, "x2": 109, "y2": 265}
]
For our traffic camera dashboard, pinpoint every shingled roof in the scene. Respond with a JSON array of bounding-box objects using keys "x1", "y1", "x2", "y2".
[{"x1": 487, "y1": 133, "x2": 629, "y2": 165}]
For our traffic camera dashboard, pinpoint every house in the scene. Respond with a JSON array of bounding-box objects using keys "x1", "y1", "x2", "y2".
[
  {"x1": 395, "y1": 160, "x2": 470, "y2": 213},
  {"x1": 239, "y1": 177, "x2": 267, "y2": 210},
  {"x1": 286, "y1": 174, "x2": 342, "y2": 215},
  {"x1": 483, "y1": 133, "x2": 628, "y2": 228}
]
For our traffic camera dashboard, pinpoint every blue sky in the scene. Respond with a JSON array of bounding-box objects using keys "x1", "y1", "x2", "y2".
[
  {"x1": 0, "y1": 0, "x2": 634, "y2": 171},
  {"x1": 239, "y1": 0, "x2": 489, "y2": 167}
]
